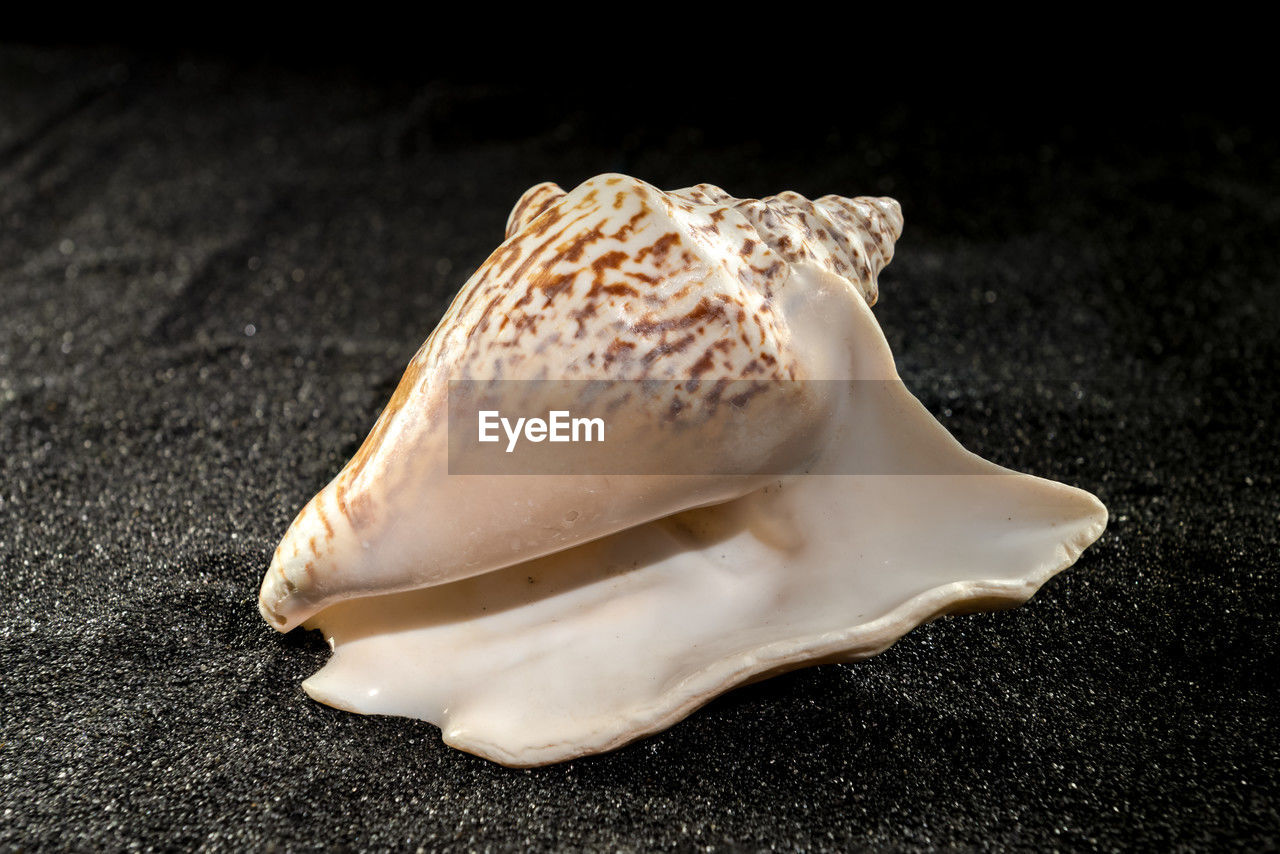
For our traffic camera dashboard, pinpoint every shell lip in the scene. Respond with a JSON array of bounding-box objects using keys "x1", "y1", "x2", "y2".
[{"x1": 437, "y1": 505, "x2": 1107, "y2": 767}]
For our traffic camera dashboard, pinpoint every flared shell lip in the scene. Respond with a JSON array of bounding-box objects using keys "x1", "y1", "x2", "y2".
[{"x1": 304, "y1": 495, "x2": 1106, "y2": 767}]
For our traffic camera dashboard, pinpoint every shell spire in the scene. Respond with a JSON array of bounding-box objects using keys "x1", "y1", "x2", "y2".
[{"x1": 670, "y1": 183, "x2": 903, "y2": 306}]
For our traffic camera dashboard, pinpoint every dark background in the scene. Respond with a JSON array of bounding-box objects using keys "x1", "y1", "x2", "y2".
[{"x1": 1, "y1": 41, "x2": 1277, "y2": 850}]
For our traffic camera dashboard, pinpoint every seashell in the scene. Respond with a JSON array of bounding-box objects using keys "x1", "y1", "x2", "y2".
[{"x1": 261, "y1": 174, "x2": 1107, "y2": 766}]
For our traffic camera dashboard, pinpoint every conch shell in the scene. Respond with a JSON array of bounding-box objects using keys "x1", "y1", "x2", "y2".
[{"x1": 260, "y1": 174, "x2": 1107, "y2": 766}]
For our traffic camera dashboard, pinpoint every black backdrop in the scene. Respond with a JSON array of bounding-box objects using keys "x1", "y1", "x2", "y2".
[{"x1": 2, "y1": 43, "x2": 1277, "y2": 850}]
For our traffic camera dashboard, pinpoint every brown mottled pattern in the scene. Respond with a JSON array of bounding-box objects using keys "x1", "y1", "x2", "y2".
[
  {"x1": 732, "y1": 192, "x2": 901, "y2": 308},
  {"x1": 413, "y1": 176, "x2": 808, "y2": 387}
]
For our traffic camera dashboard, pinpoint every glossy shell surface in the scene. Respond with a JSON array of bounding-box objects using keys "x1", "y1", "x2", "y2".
[{"x1": 260, "y1": 175, "x2": 1107, "y2": 766}]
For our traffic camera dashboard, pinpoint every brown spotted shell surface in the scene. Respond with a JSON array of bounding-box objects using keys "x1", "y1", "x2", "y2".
[{"x1": 447, "y1": 175, "x2": 901, "y2": 384}]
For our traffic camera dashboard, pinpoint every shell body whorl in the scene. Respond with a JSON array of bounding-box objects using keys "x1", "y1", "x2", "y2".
[{"x1": 260, "y1": 174, "x2": 904, "y2": 631}]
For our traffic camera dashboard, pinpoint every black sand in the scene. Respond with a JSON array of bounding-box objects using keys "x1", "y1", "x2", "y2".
[{"x1": 1, "y1": 47, "x2": 1276, "y2": 850}]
